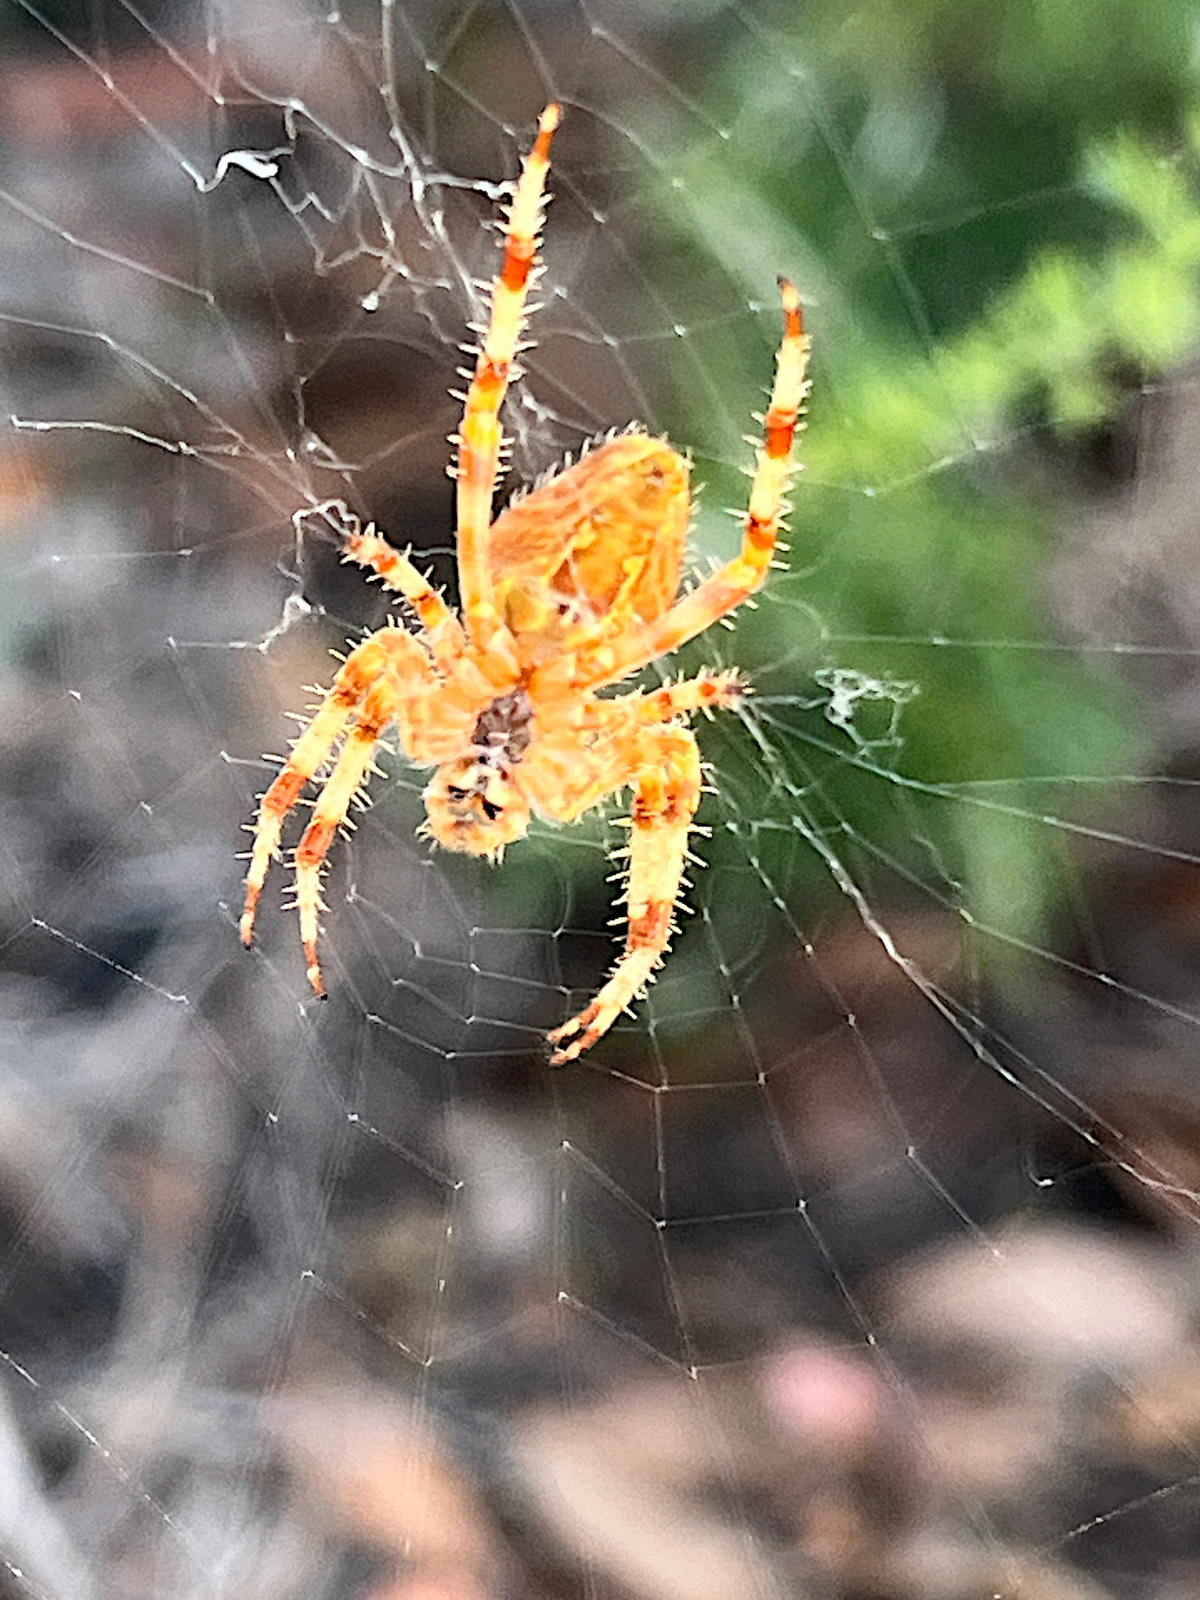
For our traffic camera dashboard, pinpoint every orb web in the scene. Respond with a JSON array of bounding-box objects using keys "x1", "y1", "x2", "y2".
[{"x1": 5, "y1": 1, "x2": 1200, "y2": 1594}]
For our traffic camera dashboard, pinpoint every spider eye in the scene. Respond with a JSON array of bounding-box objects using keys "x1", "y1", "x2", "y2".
[
  {"x1": 446, "y1": 785, "x2": 469, "y2": 801},
  {"x1": 480, "y1": 799, "x2": 503, "y2": 822}
]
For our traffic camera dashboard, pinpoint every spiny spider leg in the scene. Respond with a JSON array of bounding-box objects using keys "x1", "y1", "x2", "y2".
[
  {"x1": 547, "y1": 723, "x2": 703, "y2": 1065},
  {"x1": 455, "y1": 103, "x2": 559, "y2": 649},
  {"x1": 337, "y1": 515, "x2": 466, "y2": 666},
  {"x1": 240, "y1": 628, "x2": 440, "y2": 966},
  {"x1": 533, "y1": 279, "x2": 808, "y2": 701}
]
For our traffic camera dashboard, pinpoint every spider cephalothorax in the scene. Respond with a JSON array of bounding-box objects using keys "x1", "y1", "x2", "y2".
[{"x1": 241, "y1": 103, "x2": 809, "y2": 1063}]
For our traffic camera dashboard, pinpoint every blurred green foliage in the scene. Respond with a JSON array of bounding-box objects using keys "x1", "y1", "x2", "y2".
[{"x1": 638, "y1": 0, "x2": 1200, "y2": 967}]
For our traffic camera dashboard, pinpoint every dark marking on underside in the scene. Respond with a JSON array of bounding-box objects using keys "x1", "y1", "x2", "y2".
[{"x1": 472, "y1": 688, "x2": 534, "y2": 765}]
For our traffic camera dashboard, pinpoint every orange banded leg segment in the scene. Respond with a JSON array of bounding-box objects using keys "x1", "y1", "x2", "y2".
[
  {"x1": 340, "y1": 521, "x2": 465, "y2": 665},
  {"x1": 456, "y1": 103, "x2": 559, "y2": 644},
  {"x1": 559, "y1": 279, "x2": 809, "y2": 697},
  {"x1": 742, "y1": 277, "x2": 807, "y2": 579},
  {"x1": 639, "y1": 669, "x2": 746, "y2": 723},
  {"x1": 548, "y1": 726, "x2": 702, "y2": 1065},
  {"x1": 241, "y1": 629, "x2": 437, "y2": 955},
  {"x1": 293, "y1": 683, "x2": 393, "y2": 995},
  {"x1": 564, "y1": 671, "x2": 743, "y2": 772}
]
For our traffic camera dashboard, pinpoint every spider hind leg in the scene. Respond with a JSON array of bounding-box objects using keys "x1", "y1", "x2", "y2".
[
  {"x1": 538, "y1": 278, "x2": 808, "y2": 700},
  {"x1": 548, "y1": 724, "x2": 702, "y2": 1065}
]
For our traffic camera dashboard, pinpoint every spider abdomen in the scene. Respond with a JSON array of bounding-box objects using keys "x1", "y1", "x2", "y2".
[{"x1": 489, "y1": 434, "x2": 691, "y2": 646}]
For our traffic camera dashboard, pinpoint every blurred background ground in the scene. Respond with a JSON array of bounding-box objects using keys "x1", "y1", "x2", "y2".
[{"x1": 7, "y1": 1, "x2": 1200, "y2": 1596}]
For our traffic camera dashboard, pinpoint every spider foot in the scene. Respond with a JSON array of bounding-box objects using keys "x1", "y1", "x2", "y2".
[
  {"x1": 547, "y1": 946, "x2": 662, "y2": 1065},
  {"x1": 547, "y1": 1000, "x2": 604, "y2": 1066}
]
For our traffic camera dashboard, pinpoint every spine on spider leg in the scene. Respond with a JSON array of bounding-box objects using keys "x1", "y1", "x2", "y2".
[{"x1": 455, "y1": 103, "x2": 560, "y2": 646}]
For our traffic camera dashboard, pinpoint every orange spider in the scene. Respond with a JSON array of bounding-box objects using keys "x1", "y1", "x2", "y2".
[{"x1": 241, "y1": 103, "x2": 809, "y2": 1063}]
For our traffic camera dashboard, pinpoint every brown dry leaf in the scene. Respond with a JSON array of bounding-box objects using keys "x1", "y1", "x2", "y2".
[
  {"x1": 0, "y1": 447, "x2": 45, "y2": 532},
  {"x1": 266, "y1": 1384, "x2": 505, "y2": 1591}
]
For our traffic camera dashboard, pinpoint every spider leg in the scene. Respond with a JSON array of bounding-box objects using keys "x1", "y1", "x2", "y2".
[
  {"x1": 535, "y1": 280, "x2": 808, "y2": 700},
  {"x1": 520, "y1": 671, "x2": 740, "y2": 848},
  {"x1": 455, "y1": 103, "x2": 559, "y2": 648},
  {"x1": 636, "y1": 669, "x2": 747, "y2": 722},
  {"x1": 547, "y1": 724, "x2": 702, "y2": 1065},
  {"x1": 240, "y1": 628, "x2": 442, "y2": 971},
  {"x1": 338, "y1": 517, "x2": 466, "y2": 666},
  {"x1": 292, "y1": 676, "x2": 395, "y2": 996}
]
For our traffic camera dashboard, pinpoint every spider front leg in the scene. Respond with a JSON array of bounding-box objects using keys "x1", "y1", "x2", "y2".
[
  {"x1": 535, "y1": 279, "x2": 808, "y2": 701},
  {"x1": 548, "y1": 724, "x2": 703, "y2": 1065},
  {"x1": 455, "y1": 103, "x2": 559, "y2": 648}
]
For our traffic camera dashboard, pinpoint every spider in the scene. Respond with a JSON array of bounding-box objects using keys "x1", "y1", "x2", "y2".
[{"x1": 240, "y1": 102, "x2": 809, "y2": 1064}]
